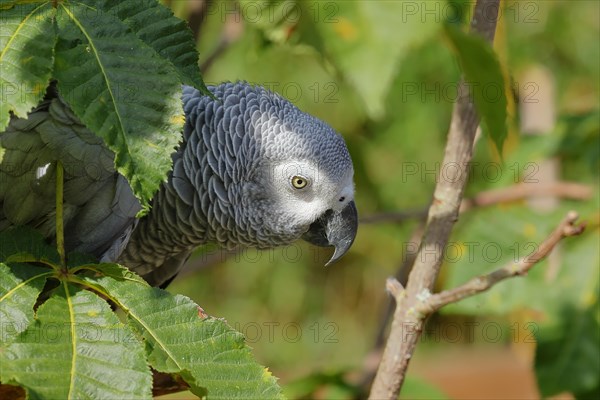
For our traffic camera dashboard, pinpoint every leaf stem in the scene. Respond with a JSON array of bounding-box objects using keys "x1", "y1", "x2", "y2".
[{"x1": 56, "y1": 160, "x2": 66, "y2": 269}]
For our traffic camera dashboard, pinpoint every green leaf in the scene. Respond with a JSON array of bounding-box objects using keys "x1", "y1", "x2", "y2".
[
  {"x1": 444, "y1": 24, "x2": 508, "y2": 154},
  {"x1": 0, "y1": 2, "x2": 55, "y2": 131},
  {"x1": 575, "y1": 385, "x2": 600, "y2": 400},
  {"x1": 0, "y1": 226, "x2": 60, "y2": 266},
  {"x1": 0, "y1": 282, "x2": 152, "y2": 399},
  {"x1": 311, "y1": 0, "x2": 442, "y2": 119},
  {"x1": 80, "y1": 264, "x2": 284, "y2": 400},
  {"x1": 53, "y1": 3, "x2": 184, "y2": 209},
  {"x1": 400, "y1": 375, "x2": 449, "y2": 399},
  {"x1": 96, "y1": 0, "x2": 207, "y2": 91},
  {"x1": 0, "y1": 263, "x2": 51, "y2": 343},
  {"x1": 535, "y1": 303, "x2": 600, "y2": 398}
]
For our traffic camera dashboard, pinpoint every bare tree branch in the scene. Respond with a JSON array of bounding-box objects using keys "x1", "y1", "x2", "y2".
[
  {"x1": 359, "y1": 180, "x2": 590, "y2": 393},
  {"x1": 369, "y1": 1, "x2": 501, "y2": 398},
  {"x1": 373, "y1": 223, "x2": 425, "y2": 347},
  {"x1": 407, "y1": 211, "x2": 584, "y2": 314},
  {"x1": 361, "y1": 181, "x2": 592, "y2": 224},
  {"x1": 357, "y1": 223, "x2": 425, "y2": 393}
]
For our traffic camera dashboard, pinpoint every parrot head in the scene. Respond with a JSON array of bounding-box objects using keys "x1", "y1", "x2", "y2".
[
  {"x1": 258, "y1": 155, "x2": 357, "y2": 266},
  {"x1": 203, "y1": 82, "x2": 358, "y2": 265}
]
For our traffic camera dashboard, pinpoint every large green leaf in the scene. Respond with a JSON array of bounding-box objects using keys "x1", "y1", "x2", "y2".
[
  {"x1": 311, "y1": 0, "x2": 443, "y2": 119},
  {"x1": 535, "y1": 303, "x2": 600, "y2": 398},
  {"x1": 0, "y1": 2, "x2": 55, "y2": 131},
  {"x1": 79, "y1": 264, "x2": 284, "y2": 400},
  {"x1": 96, "y1": 0, "x2": 207, "y2": 90},
  {"x1": 53, "y1": 2, "x2": 184, "y2": 209},
  {"x1": 0, "y1": 282, "x2": 152, "y2": 399},
  {"x1": 444, "y1": 24, "x2": 508, "y2": 154},
  {"x1": 0, "y1": 263, "x2": 51, "y2": 343}
]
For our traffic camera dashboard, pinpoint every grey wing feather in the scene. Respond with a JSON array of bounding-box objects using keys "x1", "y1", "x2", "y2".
[{"x1": 140, "y1": 250, "x2": 193, "y2": 289}]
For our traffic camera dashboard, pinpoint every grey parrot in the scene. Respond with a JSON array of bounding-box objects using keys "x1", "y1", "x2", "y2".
[{"x1": 0, "y1": 82, "x2": 357, "y2": 287}]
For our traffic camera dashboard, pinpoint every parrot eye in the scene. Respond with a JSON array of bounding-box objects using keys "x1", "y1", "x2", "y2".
[{"x1": 291, "y1": 175, "x2": 308, "y2": 189}]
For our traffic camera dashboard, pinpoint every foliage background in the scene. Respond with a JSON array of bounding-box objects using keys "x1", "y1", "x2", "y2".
[{"x1": 162, "y1": 1, "x2": 598, "y2": 398}]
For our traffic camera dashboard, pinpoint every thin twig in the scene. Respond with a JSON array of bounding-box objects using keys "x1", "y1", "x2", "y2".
[
  {"x1": 369, "y1": 1, "x2": 500, "y2": 398},
  {"x1": 200, "y1": 11, "x2": 244, "y2": 74},
  {"x1": 186, "y1": 0, "x2": 210, "y2": 42},
  {"x1": 416, "y1": 211, "x2": 585, "y2": 315},
  {"x1": 361, "y1": 181, "x2": 592, "y2": 224},
  {"x1": 372, "y1": 223, "x2": 425, "y2": 349},
  {"x1": 461, "y1": 181, "x2": 592, "y2": 210}
]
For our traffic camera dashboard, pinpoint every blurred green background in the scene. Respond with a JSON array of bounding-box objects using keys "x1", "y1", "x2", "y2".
[{"x1": 162, "y1": 1, "x2": 599, "y2": 398}]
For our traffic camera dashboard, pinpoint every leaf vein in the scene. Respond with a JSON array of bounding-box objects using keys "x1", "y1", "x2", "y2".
[
  {"x1": 0, "y1": 272, "x2": 52, "y2": 303},
  {"x1": 0, "y1": 2, "x2": 50, "y2": 63}
]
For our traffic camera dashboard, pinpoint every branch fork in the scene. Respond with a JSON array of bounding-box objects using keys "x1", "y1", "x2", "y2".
[
  {"x1": 368, "y1": 1, "x2": 587, "y2": 398},
  {"x1": 417, "y1": 211, "x2": 584, "y2": 316}
]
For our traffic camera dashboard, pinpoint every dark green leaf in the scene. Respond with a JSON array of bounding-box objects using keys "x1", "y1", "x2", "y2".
[
  {"x1": 535, "y1": 303, "x2": 600, "y2": 398},
  {"x1": 0, "y1": 226, "x2": 59, "y2": 265},
  {"x1": 95, "y1": 0, "x2": 207, "y2": 91},
  {"x1": 53, "y1": 3, "x2": 184, "y2": 210},
  {"x1": 0, "y1": 283, "x2": 152, "y2": 399},
  {"x1": 445, "y1": 24, "x2": 508, "y2": 154},
  {"x1": 0, "y1": 2, "x2": 55, "y2": 130},
  {"x1": 574, "y1": 385, "x2": 600, "y2": 400}
]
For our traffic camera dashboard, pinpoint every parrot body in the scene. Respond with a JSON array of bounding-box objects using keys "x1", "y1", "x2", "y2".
[{"x1": 0, "y1": 82, "x2": 357, "y2": 286}]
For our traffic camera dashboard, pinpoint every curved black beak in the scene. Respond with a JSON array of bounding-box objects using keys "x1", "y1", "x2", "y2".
[{"x1": 302, "y1": 200, "x2": 358, "y2": 266}]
